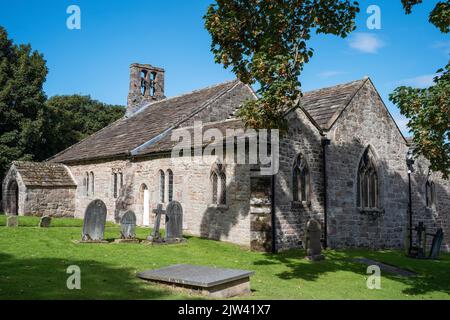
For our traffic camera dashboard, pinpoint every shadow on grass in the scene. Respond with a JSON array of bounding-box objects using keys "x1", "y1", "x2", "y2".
[
  {"x1": 0, "y1": 252, "x2": 179, "y2": 300},
  {"x1": 254, "y1": 249, "x2": 450, "y2": 296}
]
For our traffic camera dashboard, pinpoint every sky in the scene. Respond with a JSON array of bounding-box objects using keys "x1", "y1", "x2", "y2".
[{"x1": 0, "y1": 0, "x2": 448, "y2": 136}]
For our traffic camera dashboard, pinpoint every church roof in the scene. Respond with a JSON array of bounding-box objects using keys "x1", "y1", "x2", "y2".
[
  {"x1": 137, "y1": 119, "x2": 248, "y2": 156},
  {"x1": 48, "y1": 80, "x2": 246, "y2": 163},
  {"x1": 299, "y1": 78, "x2": 367, "y2": 130},
  {"x1": 48, "y1": 77, "x2": 371, "y2": 163},
  {"x1": 11, "y1": 161, "x2": 76, "y2": 187}
]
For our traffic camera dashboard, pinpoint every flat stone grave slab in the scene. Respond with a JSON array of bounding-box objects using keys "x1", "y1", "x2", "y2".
[
  {"x1": 137, "y1": 264, "x2": 255, "y2": 298},
  {"x1": 352, "y1": 258, "x2": 417, "y2": 277}
]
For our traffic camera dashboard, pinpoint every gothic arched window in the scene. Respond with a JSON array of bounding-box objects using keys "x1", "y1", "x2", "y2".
[
  {"x1": 293, "y1": 154, "x2": 310, "y2": 202},
  {"x1": 85, "y1": 172, "x2": 89, "y2": 196},
  {"x1": 167, "y1": 169, "x2": 174, "y2": 202},
  {"x1": 357, "y1": 147, "x2": 379, "y2": 209},
  {"x1": 113, "y1": 173, "x2": 118, "y2": 198},
  {"x1": 159, "y1": 170, "x2": 165, "y2": 203},
  {"x1": 90, "y1": 172, "x2": 94, "y2": 196},
  {"x1": 426, "y1": 180, "x2": 436, "y2": 209},
  {"x1": 211, "y1": 161, "x2": 226, "y2": 205}
]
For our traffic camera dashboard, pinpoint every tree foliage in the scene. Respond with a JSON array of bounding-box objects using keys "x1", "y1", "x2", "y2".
[
  {"x1": 204, "y1": 0, "x2": 360, "y2": 131},
  {"x1": 44, "y1": 95, "x2": 125, "y2": 158},
  {"x1": 390, "y1": 62, "x2": 450, "y2": 178},
  {"x1": 0, "y1": 26, "x2": 48, "y2": 182},
  {"x1": 391, "y1": 1, "x2": 450, "y2": 178},
  {"x1": 401, "y1": 0, "x2": 450, "y2": 33},
  {"x1": 0, "y1": 26, "x2": 125, "y2": 183}
]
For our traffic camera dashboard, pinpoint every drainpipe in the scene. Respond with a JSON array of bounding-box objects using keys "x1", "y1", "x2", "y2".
[
  {"x1": 321, "y1": 137, "x2": 331, "y2": 249},
  {"x1": 271, "y1": 173, "x2": 277, "y2": 254}
]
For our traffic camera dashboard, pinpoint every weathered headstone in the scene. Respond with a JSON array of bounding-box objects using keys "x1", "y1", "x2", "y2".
[
  {"x1": 429, "y1": 228, "x2": 444, "y2": 260},
  {"x1": 304, "y1": 219, "x2": 324, "y2": 261},
  {"x1": 120, "y1": 210, "x2": 136, "y2": 239},
  {"x1": 39, "y1": 216, "x2": 52, "y2": 228},
  {"x1": 165, "y1": 201, "x2": 184, "y2": 241},
  {"x1": 82, "y1": 199, "x2": 107, "y2": 242},
  {"x1": 6, "y1": 215, "x2": 18, "y2": 227}
]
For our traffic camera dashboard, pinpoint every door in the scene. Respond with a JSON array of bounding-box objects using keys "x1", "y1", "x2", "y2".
[{"x1": 143, "y1": 189, "x2": 150, "y2": 226}]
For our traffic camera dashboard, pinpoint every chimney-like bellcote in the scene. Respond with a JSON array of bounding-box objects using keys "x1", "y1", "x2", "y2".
[{"x1": 127, "y1": 63, "x2": 165, "y2": 116}]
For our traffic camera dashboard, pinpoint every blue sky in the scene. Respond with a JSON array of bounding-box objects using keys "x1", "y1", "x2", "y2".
[{"x1": 0, "y1": 0, "x2": 448, "y2": 135}]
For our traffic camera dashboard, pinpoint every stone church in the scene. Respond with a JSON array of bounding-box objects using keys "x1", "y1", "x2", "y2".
[{"x1": 2, "y1": 63, "x2": 449, "y2": 252}]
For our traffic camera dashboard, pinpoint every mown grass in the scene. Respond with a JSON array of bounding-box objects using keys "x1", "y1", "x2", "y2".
[{"x1": 0, "y1": 216, "x2": 449, "y2": 300}]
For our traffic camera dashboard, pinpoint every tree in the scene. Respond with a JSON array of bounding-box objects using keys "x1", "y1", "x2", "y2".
[
  {"x1": 0, "y1": 26, "x2": 48, "y2": 181},
  {"x1": 204, "y1": 0, "x2": 360, "y2": 131},
  {"x1": 401, "y1": 0, "x2": 449, "y2": 33},
  {"x1": 390, "y1": 1, "x2": 450, "y2": 178},
  {"x1": 0, "y1": 26, "x2": 125, "y2": 185},
  {"x1": 44, "y1": 95, "x2": 125, "y2": 157}
]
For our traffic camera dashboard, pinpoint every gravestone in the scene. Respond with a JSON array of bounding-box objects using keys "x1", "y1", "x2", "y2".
[
  {"x1": 6, "y1": 215, "x2": 18, "y2": 227},
  {"x1": 120, "y1": 210, "x2": 136, "y2": 239},
  {"x1": 39, "y1": 216, "x2": 52, "y2": 228},
  {"x1": 138, "y1": 264, "x2": 254, "y2": 298},
  {"x1": 165, "y1": 201, "x2": 184, "y2": 242},
  {"x1": 304, "y1": 219, "x2": 324, "y2": 261},
  {"x1": 147, "y1": 204, "x2": 165, "y2": 242},
  {"x1": 429, "y1": 228, "x2": 444, "y2": 260},
  {"x1": 82, "y1": 199, "x2": 107, "y2": 242}
]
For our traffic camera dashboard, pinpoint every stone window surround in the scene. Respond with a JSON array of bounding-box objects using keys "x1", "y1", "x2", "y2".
[
  {"x1": 210, "y1": 161, "x2": 227, "y2": 206},
  {"x1": 292, "y1": 153, "x2": 311, "y2": 204},
  {"x1": 425, "y1": 179, "x2": 437, "y2": 211},
  {"x1": 356, "y1": 146, "x2": 381, "y2": 210},
  {"x1": 111, "y1": 168, "x2": 124, "y2": 199},
  {"x1": 157, "y1": 169, "x2": 174, "y2": 204}
]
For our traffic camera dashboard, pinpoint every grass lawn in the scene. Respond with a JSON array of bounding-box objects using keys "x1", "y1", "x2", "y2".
[{"x1": 0, "y1": 215, "x2": 449, "y2": 300}]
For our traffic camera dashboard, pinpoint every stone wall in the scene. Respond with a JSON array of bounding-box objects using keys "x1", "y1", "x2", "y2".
[
  {"x1": 410, "y1": 156, "x2": 450, "y2": 252},
  {"x1": 67, "y1": 154, "x2": 253, "y2": 246},
  {"x1": 274, "y1": 108, "x2": 325, "y2": 251},
  {"x1": 326, "y1": 80, "x2": 410, "y2": 249},
  {"x1": 24, "y1": 187, "x2": 76, "y2": 217}
]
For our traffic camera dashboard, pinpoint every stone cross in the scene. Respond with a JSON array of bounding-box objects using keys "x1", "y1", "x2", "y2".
[
  {"x1": 39, "y1": 216, "x2": 52, "y2": 228},
  {"x1": 149, "y1": 204, "x2": 165, "y2": 241},
  {"x1": 82, "y1": 199, "x2": 107, "y2": 242},
  {"x1": 165, "y1": 201, "x2": 183, "y2": 241},
  {"x1": 304, "y1": 219, "x2": 324, "y2": 261},
  {"x1": 120, "y1": 210, "x2": 136, "y2": 239}
]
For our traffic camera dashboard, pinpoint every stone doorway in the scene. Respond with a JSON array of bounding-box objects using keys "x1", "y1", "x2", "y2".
[{"x1": 6, "y1": 180, "x2": 19, "y2": 215}]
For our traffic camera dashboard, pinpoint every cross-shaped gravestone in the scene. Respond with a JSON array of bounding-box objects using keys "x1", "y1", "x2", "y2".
[{"x1": 148, "y1": 204, "x2": 165, "y2": 241}]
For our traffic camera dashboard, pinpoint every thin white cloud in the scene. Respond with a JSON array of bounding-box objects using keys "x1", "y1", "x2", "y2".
[
  {"x1": 318, "y1": 71, "x2": 345, "y2": 79},
  {"x1": 433, "y1": 41, "x2": 450, "y2": 54},
  {"x1": 397, "y1": 75, "x2": 435, "y2": 88},
  {"x1": 348, "y1": 33, "x2": 385, "y2": 54}
]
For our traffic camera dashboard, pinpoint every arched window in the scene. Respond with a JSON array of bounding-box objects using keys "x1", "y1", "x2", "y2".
[
  {"x1": 167, "y1": 169, "x2": 174, "y2": 202},
  {"x1": 159, "y1": 170, "x2": 165, "y2": 203},
  {"x1": 90, "y1": 172, "x2": 94, "y2": 196},
  {"x1": 426, "y1": 180, "x2": 436, "y2": 209},
  {"x1": 357, "y1": 147, "x2": 379, "y2": 209},
  {"x1": 211, "y1": 161, "x2": 226, "y2": 205},
  {"x1": 293, "y1": 154, "x2": 310, "y2": 202},
  {"x1": 113, "y1": 173, "x2": 118, "y2": 198},
  {"x1": 85, "y1": 172, "x2": 89, "y2": 196},
  {"x1": 211, "y1": 172, "x2": 218, "y2": 204}
]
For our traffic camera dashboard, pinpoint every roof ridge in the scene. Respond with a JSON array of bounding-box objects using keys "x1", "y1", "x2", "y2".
[
  {"x1": 302, "y1": 78, "x2": 367, "y2": 96},
  {"x1": 127, "y1": 79, "x2": 240, "y2": 118},
  {"x1": 130, "y1": 80, "x2": 243, "y2": 156},
  {"x1": 324, "y1": 77, "x2": 369, "y2": 130},
  {"x1": 46, "y1": 115, "x2": 125, "y2": 163}
]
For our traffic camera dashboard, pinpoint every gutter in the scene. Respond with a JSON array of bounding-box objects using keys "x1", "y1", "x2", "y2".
[
  {"x1": 321, "y1": 136, "x2": 331, "y2": 249},
  {"x1": 271, "y1": 173, "x2": 277, "y2": 254}
]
